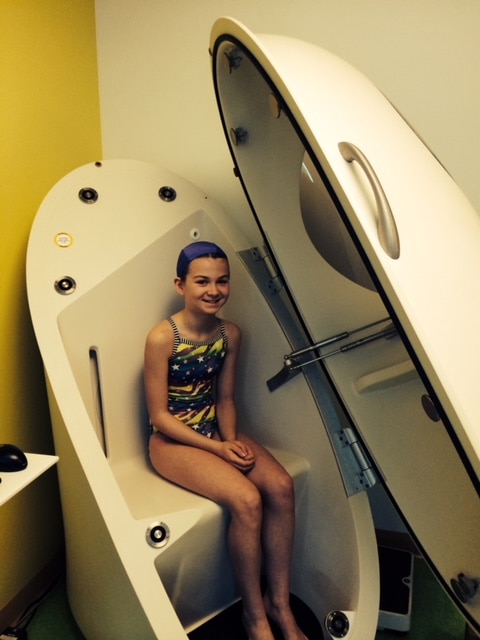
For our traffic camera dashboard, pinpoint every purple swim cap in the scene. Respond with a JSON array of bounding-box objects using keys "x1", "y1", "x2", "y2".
[{"x1": 176, "y1": 241, "x2": 228, "y2": 278}]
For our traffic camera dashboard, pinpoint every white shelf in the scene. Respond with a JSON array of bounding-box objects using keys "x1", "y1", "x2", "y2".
[{"x1": 0, "y1": 453, "x2": 59, "y2": 506}]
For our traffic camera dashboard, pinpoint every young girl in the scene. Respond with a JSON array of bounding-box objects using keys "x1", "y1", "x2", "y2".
[{"x1": 144, "y1": 241, "x2": 307, "y2": 640}]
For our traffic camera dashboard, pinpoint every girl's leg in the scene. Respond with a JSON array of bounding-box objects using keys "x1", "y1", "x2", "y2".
[
  {"x1": 239, "y1": 435, "x2": 308, "y2": 640},
  {"x1": 149, "y1": 434, "x2": 275, "y2": 640}
]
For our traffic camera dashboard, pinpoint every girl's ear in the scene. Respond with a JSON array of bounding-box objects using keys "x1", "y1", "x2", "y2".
[{"x1": 174, "y1": 277, "x2": 185, "y2": 296}]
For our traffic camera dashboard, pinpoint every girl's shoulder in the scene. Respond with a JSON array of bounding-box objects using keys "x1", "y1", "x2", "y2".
[
  {"x1": 146, "y1": 318, "x2": 175, "y2": 351},
  {"x1": 222, "y1": 319, "x2": 242, "y2": 345}
]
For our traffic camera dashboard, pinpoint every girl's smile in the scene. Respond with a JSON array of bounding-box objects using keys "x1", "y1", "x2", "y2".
[{"x1": 176, "y1": 257, "x2": 230, "y2": 316}]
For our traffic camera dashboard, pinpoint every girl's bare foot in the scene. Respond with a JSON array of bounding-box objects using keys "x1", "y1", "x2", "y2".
[
  {"x1": 242, "y1": 609, "x2": 276, "y2": 640},
  {"x1": 263, "y1": 593, "x2": 308, "y2": 640}
]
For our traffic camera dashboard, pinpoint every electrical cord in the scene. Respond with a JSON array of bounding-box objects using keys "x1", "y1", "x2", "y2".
[
  {"x1": 0, "y1": 628, "x2": 27, "y2": 639},
  {"x1": 1, "y1": 571, "x2": 65, "y2": 640}
]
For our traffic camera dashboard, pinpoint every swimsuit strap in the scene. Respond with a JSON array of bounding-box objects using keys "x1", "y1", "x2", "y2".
[
  {"x1": 168, "y1": 317, "x2": 181, "y2": 353},
  {"x1": 168, "y1": 317, "x2": 227, "y2": 353},
  {"x1": 219, "y1": 319, "x2": 227, "y2": 347}
]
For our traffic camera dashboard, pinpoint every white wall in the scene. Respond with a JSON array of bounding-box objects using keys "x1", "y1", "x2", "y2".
[{"x1": 95, "y1": 0, "x2": 480, "y2": 244}]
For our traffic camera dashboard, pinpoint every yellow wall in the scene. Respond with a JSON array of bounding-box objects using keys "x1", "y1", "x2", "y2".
[{"x1": 0, "y1": 0, "x2": 102, "y2": 614}]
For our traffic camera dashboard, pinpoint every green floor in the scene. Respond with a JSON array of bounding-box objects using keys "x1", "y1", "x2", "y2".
[
  {"x1": 21, "y1": 558, "x2": 467, "y2": 639},
  {"x1": 376, "y1": 558, "x2": 466, "y2": 640}
]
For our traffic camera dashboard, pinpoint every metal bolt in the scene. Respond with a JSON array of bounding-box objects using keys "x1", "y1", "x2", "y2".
[
  {"x1": 223, "y1": 49, "x2": 242, "y2": 73},
  {"x1": 229, "y1": 127, "x2": 248, "y2": 146}
]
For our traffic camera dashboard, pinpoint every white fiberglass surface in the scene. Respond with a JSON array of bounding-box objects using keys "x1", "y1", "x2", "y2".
[
  {"x1": 211, "y1": 19, "x2": 480, "y2": 472},
  {"x1": 56, "y1": 213, "x2": 313, "y2": 518},
  {"x1": 37, "y1": 181, "x2": 377, "y2": 634},
  {"x1": 26, "y1": 158, "x2": 385, "y2": 636},
  {"x1": 211, "y1": 21, "x2": 480, "y2": 631}
]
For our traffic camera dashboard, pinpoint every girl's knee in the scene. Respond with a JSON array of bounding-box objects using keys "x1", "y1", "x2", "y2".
[
  {"x1": 230, "y1": 484, "x2": 262, "y2": 524},
  {"x1": 269, "y1": 469, "x2": 295, "y2": 506}
]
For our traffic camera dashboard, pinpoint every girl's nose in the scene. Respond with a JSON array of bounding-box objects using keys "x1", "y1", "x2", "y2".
[{"x1": 207, "y1": 283, "x2": 219, "y2": 297}]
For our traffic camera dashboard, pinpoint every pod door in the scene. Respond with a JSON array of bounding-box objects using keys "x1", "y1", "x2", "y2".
[{"x1": 210, "y1": 18, "x2": 480, "y2": 632}]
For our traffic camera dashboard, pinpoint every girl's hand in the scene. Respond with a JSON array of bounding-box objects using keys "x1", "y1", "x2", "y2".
[{"x1": 217, "y1": 439, "x2": 255, "y2": 472}]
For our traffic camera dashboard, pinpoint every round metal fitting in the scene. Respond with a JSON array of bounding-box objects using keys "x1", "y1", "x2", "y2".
[
  {"x1": 54, "y1": 232, "x2": 73, "y2": 248},
  {"x1": 146, "y1": 521, "x2": 170, "y2": 549},
  {"x1": 451, "y1": 573, "x2": 479, "y2": 603},
  {"x1": 54, "y1": 276, "x2": 76, "y2": 295},
  {"x1": 158, "y1": 186, "x2": 177, "y2": 202},
  {"x1": 229, "y1": 127, "x2": 248, "y2": 146},
  {"x1": 223, "y1": 48, "x2": 242, "y2": 73},
  {"x1": 421, "y1": 394, "x2": 441, "y2": 422},
  {"x1": 78, "y1": 187, "x2": 98, "y2": 204},
  {"x1": 325, "y1": 610, "x2": 350, "y2": 638}
]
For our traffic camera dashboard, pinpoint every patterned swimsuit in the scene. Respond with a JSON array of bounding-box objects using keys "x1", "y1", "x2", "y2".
[{"x1": 166, "y1": 317, "x2": 227, "y2": 438}]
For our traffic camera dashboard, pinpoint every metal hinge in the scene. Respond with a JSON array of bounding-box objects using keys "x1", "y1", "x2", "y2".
[
  {"x1": 336, "y1": 427, "x2": 377, "y2": 493},
  {"x1": 248, "y1": 246, "x2": 284, "y2": 294}
]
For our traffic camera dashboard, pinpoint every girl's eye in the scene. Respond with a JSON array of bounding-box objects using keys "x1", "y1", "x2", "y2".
[{"x1": 192, "y1": 278, "x2": 229, "y2": 286}]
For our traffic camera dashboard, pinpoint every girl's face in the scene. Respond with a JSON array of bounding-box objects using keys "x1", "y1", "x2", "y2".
[{"x1": 175, "y1": 256, "x2": 230, "y2": 316}]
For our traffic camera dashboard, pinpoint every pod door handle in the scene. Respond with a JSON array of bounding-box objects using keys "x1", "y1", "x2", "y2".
[{"x1": 339, "y1": 141, "x2": 400, "y2": 259}]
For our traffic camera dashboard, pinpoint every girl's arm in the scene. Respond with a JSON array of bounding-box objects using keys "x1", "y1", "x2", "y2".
[
  {"x1": 214, "y1": 320, "x2": 241, "y2": 441},
  {"x1": 215, "y1": 322, "x2": 255, "y2": 466}
]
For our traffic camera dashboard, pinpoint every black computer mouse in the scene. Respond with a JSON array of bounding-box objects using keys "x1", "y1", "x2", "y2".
[{"x1": 0, "y1": 444, "x2": 28, "y2": 472}]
